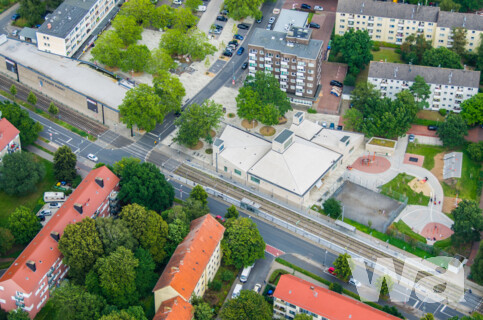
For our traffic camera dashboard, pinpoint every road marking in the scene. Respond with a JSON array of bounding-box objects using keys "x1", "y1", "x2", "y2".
[
  {"x1": 265, "y1": 244, "x2": 285, "y2": 257},
  {"x1": 413, "y1": 301, "x2": 419, "y2": 308}
]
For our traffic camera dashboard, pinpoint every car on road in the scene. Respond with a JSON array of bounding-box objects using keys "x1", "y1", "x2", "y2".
[
  {"x1": 314, "y1": 5, "x2": 324, "y2": 10},
  {"x1": 330, "y1": 80, "x2": 343, "y2": 88},
  {"x1": 328, "y1": 267, "x2": 337, "y2": 275},
  {"x1": 349, "y1": 277, "x2": 362, "y2": 287},
  {"x1": 228, "y1": 40, "x2": 239, "y2": 47},
  {"x1": 216, "y1": 15, "x2": 228, "y2": 22},
  {"x1": 234, "y1": 34, "x2": 244, "y2": 40},
  {"x1": 256, "y1": 15, "x2": 263, "y2": 23},
  {"x1": 11, "y1": 13, "x2": 20, "y2": 21},
  {"x1": 241, "y1": 62, "x2": 248, "y2": 69},
  {"x1": 309, "y1": 22, "x2": 320, "y2": 29},
  {"x1": 232, "y1": 284, "x2": 242, "y2": 299},
  {"x1": 39, "y1": 209, "x2": 52, "y2": 216},
  {"x1": 266, "y1": 23, "x2": 272, "y2": 30},
  {"x1": 253, "y1": 283, "x2": 261, "y2": 293},
  {"x1": 268, "y1": 16, "x2": 276, "y2": 24},
  {"x1": 301, "y1": 3, "x2": 311, "y2": 9},
  {"x1": 87, "y1": 153, "x2": 98, "y2": 162},
  {"x1": 223, "y1": 50, "x2": 233, "y2": 57},
  {"x1": 49, "y1": 202, "x2": 61, "y2": 209},
  {"x1": 215, "y1": 215, "x2": 225, "y2": 222},
  {"x1": 237, "y1": 23, "x2": 249, "y2": 30},
  {"x1": 237, "y1": 47, "x2": 245, "y2": 55},
  {"x1": 408, "y1": 134, "x2": 415, "y2": 142}
]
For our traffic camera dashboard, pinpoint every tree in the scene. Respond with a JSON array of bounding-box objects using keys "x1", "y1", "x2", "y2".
[
  {"x1": 471, "y1": 241, "x2": 483, "y2": 285},
  {"x1": 174, "y1": 100, "x2": 223, "y2": 147},
  {"x1": 147, "y1": 49, "x2": 177, "y2": 74},
  {"x1": 91, "y1": 31, "x2": 124, "y2": 67},
  {"x1": 0, "y1": 227, "x2": 14, "y2": 255},
  {"x1": 152, "y1": 70, "x2": 186, "y2": 113},
  {"x1": 293, "y1": 315, "x2": 313, "y2": 320},
  {"x1": 58, "y1": 218, "x2": 104, "y2": 283},
  {"x1": 421, "y1": 47, "x2": 463, "y2": 69},
  {"x1": 120, "y1": 0, "x2": 156, "y2": 27},
  {"x1": 323, "y1": 198, "x2": 342, "y2": 218},
  {"x1": 48, "y1": 102, "x2": 59, "y2": 116},
  {"x1": 95, "y1": 246, "x2": 139, "y2": 308},
  {"x1": 7, "y1": 206, "x2": 41, "y2": 244},
  {"x1": 95, "y1": 217, "x2": 138, "y2": 254},
  {"x1": 119, "y1": 204, "x2": 169, "y2": 263},
  {"x1": 460, "y1": 93, "x2": 483, "y2": 126},
  {"x1": 161, "y1": 205, "x2": 188, "y2": 224},
  {"x1": 467, "y1": 141, "x2": 483, "y2": 162},
  {"x1": 246, "y1": 71, "x2": 292, "y2": 116},
  {"x1": 0, "y1": 101, "x2": 43, "y2": 146},
  {"x1": 225, "y1": 205, "x2": 239, "y2": 220},
  {"x1": 18, "y1": 0, "x2": 45, "y2": 26},
  {"x1": 119, "y1": 84, "x2": 167, "y2": 132},
  {"x1": 381, "y1": 306, "x2": 404, "y2": 319},
  {"x1": 9, "y1": 85, "x2": 16, "y2": 97},
  {"x1": 189, "y1": 185, "x2": 208, "y2": 206},
  {"x1": 117, "y1": 161, "x2": 174, "y2": 212},
  {"x1": 476, "y1": 34, "x2": 483, "y2": 82},
  {"x1": 134, "y1": 247, "x2": 158, "y2": 297},
  {"x1": 331, "y1": 29, "x2": 373, "y2": 76},
  {"x1": 220, "y1": 290, "x2": 272, "y2": 320},
  {"x1": 165, "y1": 218, "x2": 190, "y2": 258},
  {"x1": 193, "y1": 301, "x2": 213, "y2": 320},
  {"x1": 258, "y1": 103, "x2": 280, "y2": 126},
  {"x1": 185, "y1": 0, "x2": 202, "y2": 11},
  {"x1": 343, "y1": 108, "x2": 363, "y2": 132},
  {"x1": 451, "y1": 27, "x2": 467, "y2": 56},
  {"x1": 112, "y1": 157, "x2": 141, "y2": 177},
  {"x1": 7, "y1": 309, "x2": 30, "y2": 320},
  {"x1": 100, "y1": 308, "x2": 146, "y2": 320},
  {"x1": 51, "y1": 283, "x2": 107, "y2": 320},
  {"x1": 0, "y1": 152, "x2": 45, "y2": 195},
  {"x1": 437, "y1": 113, "x2": 468, "y2": 148},
  {"x1": 451, "y1": 200, "x2": 483, "y2": 246},
  {"x1": 222, "y1": 218, "x2": 265, "y2": 269},
  {"x1": 183, "y1": 198, "x2": 209, "y2": 221},
  {"x1": 457, "y1": 0, "x2": 483, "y2": 12},
  {"x1": 400, "y1": 34, "x2": 432, "y2": 65},
  {"x1": 375, "y1": 275, "x2": 394, "y2": 299},
  {"x1": 53, "y1": 145, "x2": 77, "y2": 183},
  {"x1": 112, "y1": 15, "x2": 143, "y2": 46},
  {"x1": 410, "y1": 75, "x2": 431, "y2": 108},
  {"x1": 160, "y1": 28, "x2": 216, "y2": 61},
  {"x1": 236, "y1": 86, "x2": 262, "y2": 123},
  {"x1": 224, "y1": 0, "x2": 264, "y2": 20},
  {"x1": 420, "y1": 314, "x2": 435, "y2": 320},
  {"x1": 27, "y1": 91, "x2": 37, "y2": 105},
  {"x1": 439, "y1": 0, "x2": 461, "y2": 11},
  {"x1": 120, "y1": 44, "x2": 151, "y2": 73},
  {"x1": 169, "y1": 7, "x2": 198, "y2": 30},
  {"x1": 151, "y1": 5, "x2": 174, "y2": 30},
  {"x1": 333, "y1": 253, "x2": 354, "y2": 281}
]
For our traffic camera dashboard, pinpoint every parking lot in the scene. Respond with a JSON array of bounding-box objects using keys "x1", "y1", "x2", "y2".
[
  {"x1": 316, "y1": 62, "x2": 347, "y2": 114},
  {"x1": 36, "y1": 202, "x2": 62, "y2": 226}
]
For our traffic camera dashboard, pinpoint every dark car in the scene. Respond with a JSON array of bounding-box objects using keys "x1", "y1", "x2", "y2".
[
  {"x1": 216, "y1": 15, "x2": 228, "y2": 22},
  {"x1": 237, "y1": 47, "x2": 245, "y2": 55},
  {"x1": 301, "y1": 3, "x2": 311, "y2": 9},
  {"x1": 330, "y1": 80, "x2": 343, "y2": 87},
  {"x1": 241, "y1": 62, "x2": 248, "y2": 69},
  {"x1": 234, "y1": 34, "x2": 244, "y2": 40},
  {"x1": 309, "y1": 22, "x2": 320, "y2": 29},
  {"x1": 237, "y1": 23, "x2": 250, "y2": 30},
  {"x1": 11, "y1": 13, "x2": 20, "y2": 21},
  {"x1": 220, "y1": 9, "x2": 229, "y2": 15},
  {"x1": 213, "y1": 24, "x2": 223, "y2": 29},
  {"x1": 228, "y1": 40, "x2": 239, "y2": 47},
  {"x1": 256, "y1": 16, "x2": 263, "y2": 23},
  {"x1": 223, "y1": 50, "x2": 233, "y2": 57},
  {"x1": 428, "y1": 125, "x2": 438, "y2": 131},
  {"x1": 174, "y1": 110, "x2": 182, "y2": 117}
]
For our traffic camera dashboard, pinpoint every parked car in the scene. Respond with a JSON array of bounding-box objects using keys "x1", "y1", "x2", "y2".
[
  {"x1": 240, "y1": 264, "x2": 254, "y2": 282},
  {"x1": 216, "y1": 15, "x2": 227, "y2": 22},
  {"x1": 237, "y1": 23, "x2": 249, "y2": 30},
  {"x1": 213, "y1": 24, "x2": 223, "y2": 29},
  {"x1": 408, "y1": 134, "x2": 415, "y2": 142},
  {"x1": 210, "y1": 29, "x2": 221, "y2": 34},
  {"x1": 39, "y1": 209, "x2": 52, "y2": 216},
  {"x1": 12, "y1": 30, "x2": 18, "y2": 37},
  {"x1": 237, "y1": 47, "x2": 245, "y2": 55},
  {"x1": 228, "y1": 40, "x2": 239, "y2": 47},
  {"x1": 241, "y1": 62, "x2": 248, "y2": 69},
  {"x1": 330, "y1": 80, "x2": 343, "y2": 87},
  {"x1": 309, "y1": 22, "x2": 320, "y2": 29},
  {"x1": 215, "y1": 215, "x2": 225, "y2": 222},
  {"x1": 314, "y1": 5, "x2": 324, "y2": 10},
  {"x1": 266, "y1": 23, "x2": 272, "y2": 30},
  {"x1": 234, "y1": 34, "x2": 244, "y2": 40},
  {"x1": 232, "y1": 284, "x2": 242, "y2": 299},
  {"x1": 11, "y1": 13, "x2": 20, "y2": 21},
  {"x1": 196, "y1": 5, "x2": 206, "y2": 11},
  {"x1": 220, "y1": 9, "x2": 229, "y2": 15},
  {"x1": 172, "y1": 0, "x2": 182, "y2": 4},
  {"x1": 174, "y1": 110, "x2": 182, "y2": 117},
  {"x1": 329, "y1": 123, "x2": 335, "y2": 129},
  {"x1": 322, "y1": 122, "x2": 327, "y2": 128},
  {"x1": 49, "y1": 202, "x2": 61, "y2": 209},
  {"x1": 253, "y1": 283, "x2": 261, "y2": 293},
  {"x1": 226, "y1": 44, "x2": 236, "y2": 51},
  {"x1": 301, "y1": 3, "x2": 311, "y2": 9},
  {"x1": 38, "y1": 215, "x2": 45, "y2": 221},
  {"x1": 328, "y1": 267, "x2": 337, "y2": 275},
  {"x1": 427, "y1": 125, "x2": 438, "y2": 131},
  {"x1": 256, "y1": 15, "x2": 263, "y2": 23},
  {"x1": 268, "y1": 16, "x2": 276, "y2": 24},
  {"x1": 330, "y1": 87, "x2": 341, "y2": 97},
  {"x1": 223, "y1": 50, "x2": 233, "y2": 57},
  {"x1": 337, "y1": 125, "x2": 343, "y2": 130},
  {"x1": 87, "y1": 153, "x2": 98, "y2": 162},
  {"x1": 349, "y1": 277, "x2": 362, "y2": 287}
]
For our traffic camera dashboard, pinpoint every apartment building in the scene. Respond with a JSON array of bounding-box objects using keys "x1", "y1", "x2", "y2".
[
  {"x1": 0, "y1": 166, "x2": 120, "y2": 318},
  {"x1": 0, "y1": 117, "x2": 21, "y2": 162},
  {"x1": 153, "y1": 215, "x2": 225, "y2": 320},
  {"x1": 36, "y1": 0, "x2": 118, "y2": 57},
  {"x1": 248, "y1": 27, "x2": 324, "y2": 106},
  {"x1": 335, "y1": 0, "x2": 483, "y2": 51},
  {"x1": 368, "y1": 61, "x2": 480, "y2": 111},
  {"x1": 273, "y1": 274, "x2": 401, "y2": 320}
]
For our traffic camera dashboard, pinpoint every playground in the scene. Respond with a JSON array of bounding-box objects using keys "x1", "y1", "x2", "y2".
[{"x1": 350, "y1": 153, "x2": 391, "y2": 174}]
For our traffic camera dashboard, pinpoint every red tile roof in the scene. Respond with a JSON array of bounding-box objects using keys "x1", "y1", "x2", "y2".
[
  {"x1": 0, "y1": 166, "x2": 119, "y2": 293},
  {"x1": 274, "y1": 274, "x2": 401, "y2": 320},
  {"x1": 0, "y1": 118, "x2": 20, "y2": 151},
  {"x1": 153, "y1": 296, "x2": 193, "y2": 320},
  {"x1": 153, "y1": 214, "x2": 225, "y2": 300}
]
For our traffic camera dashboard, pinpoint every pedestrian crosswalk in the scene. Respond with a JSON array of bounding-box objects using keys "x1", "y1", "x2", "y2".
[
  {"x1": 122, "y1": 140, "x2": 153, "y2": 160},
  {"x1": 99, "y1": 130, "x2": 133, "y2": 148},
  {"x1": 147, "y1": 150, "x2": 181, "y2": 172}
]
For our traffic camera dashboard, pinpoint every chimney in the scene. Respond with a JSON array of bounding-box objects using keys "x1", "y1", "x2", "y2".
[
  {"x1": 26, "y1": 260, "x2": 36, "y2": 272},
  {"x1": 310, "y1": 286, "x2": 315, "y2": 290},
  {"x1": 74, "y1": 203, "x2": 83, "y2": 214},
  {"x1": 47, "y1": 23, "x2": 52, "y2": 29},
  {"x1": 50, "y1": 231, "x2": 60, "y2": 241},
  {"x1": 95, "y1": 177, "x2": 104, "y2": 188}
]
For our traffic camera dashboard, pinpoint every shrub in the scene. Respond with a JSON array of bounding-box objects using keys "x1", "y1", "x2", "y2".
[
  {"x1": 438, "y1": 109, "x2": 447, "y2": 116},
  {"x1": 71, "y1": 175, "x2": 82, "y2": 188},
  {"x1": 307, "y1": 108, "x2": 317, "y2": 114},
  {"x1": 372, "y1": 43, "x2": 380, "y2": 51},
  {"x1": 329, "y1": 282, "x2": 342, "y2": 293},
  {"x1": 65, "y1": 188, "x2": 73, "y2": 196},
  {"x1": 269, "y1": 269, "x2": 289, "y2": 284},
  {"x1": 344, "y1": 74, "x2": 356, "y2": 86},
  {"x1": 467, "y1": 141, "x2": 483, "y2": 162},
  {"x1": 228, "y1": 113, "x2": 235, "y2": 118},
  {"x1": 221, "y1": 270, "x2": 234, "y2": 283},
  {"x1": 323, "y1": 198, "x2": 342, "y2": 218},
  {"x1": 208, "y1": 280, "x2": 222, "y2": 291}
]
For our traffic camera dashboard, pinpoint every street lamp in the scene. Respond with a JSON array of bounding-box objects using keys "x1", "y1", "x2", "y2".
[
  {"x1": 324, "y1": 249, "x2": 328, "y2": 266},
  {"x1": 232, "y1": 61, "x2": 235, "y2": 86}
]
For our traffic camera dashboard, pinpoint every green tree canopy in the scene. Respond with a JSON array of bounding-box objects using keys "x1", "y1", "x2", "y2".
[
  {"x1": 170, "y1": 7, "x2": 198, "y2": 30},
  {"x1": 224, "y1": 0, "x2": 263, "y2": 20},
  {"x1": 437, "y1": 113, "x2": 468, "y2": 147},
  {"x1": 467, "y1": 141, "x2": 483, "y2": 162},
  {"x1": 161, "y1": 205, "x2": 188, "y2": 224},
  {"x1": 147, "y1": 49, "x2": 177, "y2": 75},
  {"x1": 120, "y1": 44, "x2": 151, "y2": 73},
  {"x1": 410, "y1": 75, "x2": 431, "y2": 108},
  {"x1": 332, "y1": 29, "x2": 373, "y2": 76},
  {"x1": 221, "y1": 217, "x2": 265, "y2": 269},
  {"x1": 0, "y1": 227, "x2": 14, "y2": 255},
  {"x1": 112, "y1": 15, "x2": 143, "y2": 46},
  {"x1": 476, "y1": 34, "x2": 483, "y2": 82},
  {"x1": 119, "y1": 0, "x2": 156, "y2": 26},
  {"x1": 134, "y1": 247, "x2": 159, "y2": 297},
  {"x1": 189, "y1": 185, "x2": 208, "y2": 206},
  {"x1": 293, "y1": 314, "x2": 313, "y2": 320},
  {"x1": 0, "y1": 152, "x2": 45, "y2": 195},
  {"x1": 185, "y1": 0, "x2": 203, "y2": 11},
  {"x1": 183, "y1": 198, "x2": 210, "y2": 221},
  {"x1": 91, "y1": 31, "x2": 124, "y2": 67},
  {"x1": 9, "y1": 85, "x2": 17, "y2": 97},
  {"x1": 53, "y1": 145, "x2": 77, "y2": 183},
  {"x1": 165, "y1": 218, "x2": 190, "y2": 258},
  {"x1": 225, "y1": 205, "x2": 239, "y2": 220},
  {"x1": 323, "y1": 198, "x2": 342, "y2": 218},
  {"x1": 375, "y1": 275, "x2": 394, "y2": 299},
  {"x1": 151, "y1": 5, "x2": 174, "y2": 29},
  {"x1": 8, "y1": 206, "x2": 41, "y2": 245},
  {"x1": 99, "y1": 307, "x2": 147, "y2": 320},
  {"x1": 333, "y1": 253, "x2": 354, "y2": 281},
  {"x1": 18, "y1": 0, "x2": 45, "y2": 26},
  {"x1": 0, "y1": 101, "x2": 43, "y2": 146},
  {"x1": 471, "y1": 241, "x2": 483, "y2": 285},
  {"x1": 7, "y1": 309, "x2": 30, "y2": 320},
  {"x1": 439, "y1": 0, "x2": 461, "y2": 11},
  {"x1": 421, "y1": 47, "x2": 463, "y2": 69},
  {"x1": 50, "y1": 283, "x2": 107, "y2": 320},
  {"x1": 460, "y1": 93, "x2": 483, "y2": 126},
  {"x1": 400, "y1": 34, "x2": 432, "y2": 65},
  {"x1": 48, "y1": 102, "x2": 59, "y2": 116},
  {"x1": 220, "y1": 290, "x2": 272, "y2": 320},
  {"x1": 246, "y1": 71, "x2": 292, "y2": 116},
  {"x1": 153, "y1": 70, "x2": 186, "y2": 113},
  {"x1": 420, "y1": 314, "x2": 435, "y2": 320},
  {"x1": 95, "y1": 217, "x2": 138, "y2": 255},
  {"x1": 451, "y1": 27, "x2": 467, "y2": 56},
  {"x1": 451, "y1": 200, "x2": 483, "y2": 246},
  {"x1": 58, "y1": 218, "x2": 104, "y2": 283},
  {"x1": 113, "y1": 157, "x2": 141, "y2": 177},
  {"x1": 160, "y1": 28, "x2": 215, "y2": 61}
]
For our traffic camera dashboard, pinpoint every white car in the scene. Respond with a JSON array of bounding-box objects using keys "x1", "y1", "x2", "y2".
[
  {"x1": 197, "y1": 5, "x2": 207, "y2": 11},
  {"x1": 269, "y1": 17, "x2": 276, "y2": 24},
  {"x1": 173, "y1": 0, "x2": 182, "y2": 4},
  {"x1": 349, "y1": 277, "x2": 362, "y2": 287},
  {"x1": 87, "y1": 153, "x2": 98, "y2": 162},
  {"x1": 253, "y1": 283, "x2": 261, "y2": 293},
  {"x1": 314, "y1": 6, "x2": 324, "y2": 10}
]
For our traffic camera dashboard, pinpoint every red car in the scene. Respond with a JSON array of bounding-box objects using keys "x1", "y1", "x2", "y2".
[
  {"x1": 328, "y1": 267, "x2": 337, "y2": 275},
  {"x1": 215, "y1": 215, "x2": 226, "y2": 222}
]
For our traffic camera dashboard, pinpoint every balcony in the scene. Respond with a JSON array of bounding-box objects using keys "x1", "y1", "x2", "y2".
[
  {"x1": 15, "y1": 301, "x2": 25, "y2": 308},
  {"x1": 348, "y1": 14, "x2": 354, "y2": 20},
  {"x1": 249, "y1": 59, "x2": 256, "y2": 65},
  {"x1": 265, "y1": 57, "x2": 272, "y2": 63},
  {"x1": 281, "y1": 61, "x2": 288, "y2": 67},
  {"x1": 249, "y1": 66, "x2": 256, "y2": 71},
  {"x1": 367, "y1": 24, "x2": 374, "y2": 29},
  {"x1": 274, "y1": 305, "x2": 287, "y2": 312},
  {"x1": 368, "y1": 16, "x2": 374, "y2": 21},
  {"x1": 434, "y1": 86, "x2": 441, "y2": 92},
  {"x1": 297, "y1": 72, "x2": 305, "y2": 78}
]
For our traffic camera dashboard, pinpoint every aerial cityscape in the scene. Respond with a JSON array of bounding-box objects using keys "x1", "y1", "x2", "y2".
[{"x1": 0, "y1": 0, "x2": 482, "y2": 318}]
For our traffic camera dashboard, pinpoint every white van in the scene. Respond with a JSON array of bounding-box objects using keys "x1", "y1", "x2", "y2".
[
  {"x1": 231, "y1": 284, "x2": 242, "y2": 299},
  {"x1": 196, "y1": 5, "x2": 207, "y2": 11},
  {"x1": 240, "y1": 264, "x2": 254, "y2": 282}
]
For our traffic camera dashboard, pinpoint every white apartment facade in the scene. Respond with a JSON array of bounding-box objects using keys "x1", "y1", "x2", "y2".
[{"x1": 368, "y1": 61, "x2": 480, "y2": 112}]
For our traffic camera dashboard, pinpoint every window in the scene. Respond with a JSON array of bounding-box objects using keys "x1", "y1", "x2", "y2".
[
  {"x1": 224, "y1": 166, "x2": 227, "y2": 172},
  {"x1": 307, "y1": 89, "x2": 313, "y2": 94},
  {"x1": 234, "y1": 169, "x2": 241, "y2": 175},
  {"x1": 250, "y1": 176, "x2": 260, "y2": 184}
]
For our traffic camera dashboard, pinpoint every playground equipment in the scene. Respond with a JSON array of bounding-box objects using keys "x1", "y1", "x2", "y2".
[{"x1": 361, "y1": 152, "x2": 377, "y2": 165}]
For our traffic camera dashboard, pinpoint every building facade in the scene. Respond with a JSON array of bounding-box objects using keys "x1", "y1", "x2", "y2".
[
  {"x1": 368, "y1": 61, "x2": 480, "y2": 112},
  {"x1": 153, "y1": 215, "x2": 225, "y2": 320},
  {"x1": 248, "y1": 27, "x2": 324, "y2": 106},
  {"x1": 335, "y1": 0, "x2": 482, "y2": 51},
  {"x1": 0, "y1": 166, "x2": 120, "y2": 318},
  {"x1": 0, "y1": 118, "x2": 21, "y2": 162},
  {"x1": 36, "y1": 0, "x2": 118, "y2": 57}
]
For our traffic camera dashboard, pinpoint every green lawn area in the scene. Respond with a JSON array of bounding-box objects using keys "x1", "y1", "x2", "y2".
[
  {"x1": 203, "y1": 263, "x2": 238, "y2": 315},
  {"x1": 392, "y1": 220, "x2": 426, "y2": 243},
  {"x1": 371, "y1": 48, "x2": 402, "y2": 63},
  {"x1": 355, "y1": 67, "x2": 369, "y2": 85},
  {"x1": 380, "y1": 173, "x2": 430, "y2": 206},
  {"x1": 406, "y1": 143, "x2": 445, "y2": 171},
  {"x1": 441, "y1": 149, "x2": 481, "y2": 201},
  {"x1": 0, "y1": 155, "x2": 56, "y2": 228},
  {"x1": 416, "y1": 110, "x2": 445, "y2": 122}
]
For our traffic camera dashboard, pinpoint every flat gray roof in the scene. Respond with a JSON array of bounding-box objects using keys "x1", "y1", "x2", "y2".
[
  {"x1": 249, "y1": 28, "x2": 323, "y2": 60},
  {"x1": 368, "y1": 61, "x2": 480, "y2": 88},
  {"x1": 273, "y1": 9, "x2": 308, "y2": 33},
  {"x1": 437, "y1": 11, "x2": 483, "y2": 31},
  {"x1": 274, "y1": 129, "x2": 293, "y2": 144},
  {"x1": 19, "y1": 27, "x2": 37, "y2": 40},
  {"x1": 0, "y1": 39, "x2": 127, "y2": 110}
]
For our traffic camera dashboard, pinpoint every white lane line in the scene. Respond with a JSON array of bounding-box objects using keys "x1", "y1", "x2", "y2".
[{"x1": 413, "y1": 301, "x2": 419, "y2": 308}]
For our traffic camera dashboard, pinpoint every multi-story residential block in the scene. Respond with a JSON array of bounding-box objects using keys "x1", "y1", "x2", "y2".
[
  {"x1": 0, "y1": 117, "x2": 21, "y2": 162},
  {"x1": 248, "y1": 27, "x2": 324, "y2": 106},
  {"x1": 335, "y1": 0, "x2": 483, "y2": 51},
  {"x1": 273, "y1": 274, "x2": 401, "y2": 319},
  {"x1": 153, "y1": 214, "x2": 225, "y2": 320},
  {"x1": 36, "y1": 0, "x2": 118, "y2": 57},
  {"x1": 0, "y1": 166, "x2": 120, "y2": 318},
  {"x1": 368, "y1": 61, "x2": 480, "y2": 112}
]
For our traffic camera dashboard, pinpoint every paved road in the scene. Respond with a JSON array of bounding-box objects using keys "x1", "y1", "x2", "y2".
[{"x1": 0, "y1": 3, "x2": 19, "y2": 36}]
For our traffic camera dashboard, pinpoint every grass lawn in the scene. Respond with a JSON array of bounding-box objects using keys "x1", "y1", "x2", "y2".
[
  {"x1": 416, "y1": 110, "x2": 445, "y2": 122},
  {"x1": 0, "y1": 155, "x2": 56, "y2": 228},
  {"x1": 392, "y1": 220, "x2": 426, "y2": 243},
  {"x1": 368, "y1": 138, "x2": 396, "y2": 148},
  {"x1": 371, "y1": 48, "x2": 402, "y2": 63},
  {"x1": 406, "y1": 143, "x2": 445, "y2": 171},
  {"x1": 441, "y1": 149, "x2": 481, "y2": 201},
  {"x1": 203, "y1": 263, "x2": 238, "y2": 315},
  {"x1": 355, "y1": 67, "x2": 369, "y2": 85},
  {"x1": 380, "y1": 173, "x2": 430, "y2": 206}
]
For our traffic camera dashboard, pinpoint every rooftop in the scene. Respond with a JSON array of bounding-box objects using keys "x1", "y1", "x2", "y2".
[
  {"x1": 0, "y1": 118, "x2": 20, "y2": 151},
  {"x1": 0, "y1": 39, "x2": 127, "y2": 110},
  {"x1": 0, "y1": 166, "x2": 119, "y2": 293},
  {"x1": 274, "y1": 128, "x2": 293, "y2": 144},
  {"x1": 289, "y1": 119, "x2": 322, "y2": 141},
  {"x1": 311, "y1": 128, "x2": 364, "y2": 153},
  {"x1": 273, "y1": 9, "x2": 309, "y2": 33},
  {"x1": 368, "y1": 61, "x2": 480, "y2": 88},
  {"x1": 437, "y1": 11, "x2": 483, "y2": 31},
  {"x1": 274, "y1": 274, "x2": 402, "y2": 320},
  {"x1": 18, "y1": 27, "x2": 37, "y2": 40},
  {"x1": 249, "y1": 28, "x2": 323, "y2": 60},
  {"x1": 153, "y1": 296, "x2": 193, "y2": 320},
  {"x1": 153, "y1": 215, "x2": 225, "y2": 301}
]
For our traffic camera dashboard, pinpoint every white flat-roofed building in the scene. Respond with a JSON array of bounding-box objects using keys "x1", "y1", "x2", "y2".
[{"x1": 273, "y1": 9, "x2": 309, "y2": 33}]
